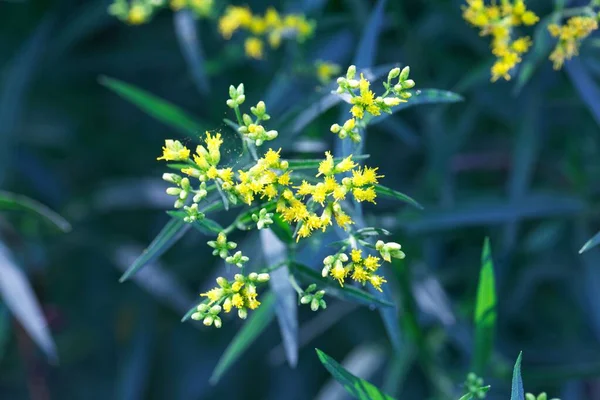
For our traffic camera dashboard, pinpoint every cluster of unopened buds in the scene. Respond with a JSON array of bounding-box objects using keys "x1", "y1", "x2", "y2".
[
  {"x1": 300, "y1": 284, "x2": 327, "y2": 311},
  {"x1": 331, "y1": 65, "x2": 415, "y2": 142}
]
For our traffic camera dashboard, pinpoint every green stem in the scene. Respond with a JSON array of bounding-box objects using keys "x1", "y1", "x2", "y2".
[{"x1": 288, "y1": 274, "x2": 304, "y2": 295}]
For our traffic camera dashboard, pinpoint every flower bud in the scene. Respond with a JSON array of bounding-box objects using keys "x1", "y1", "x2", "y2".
[
  {"x1": 257, "y1": 273, "x2": 270, "y2": 282},
  {"x1": 388, "y1": 67, "x2": 400, "y2": 80},
  {"x1": 300, "y1": 295, "x2": 312, "y2": 304},
  {"x1": 321, "y1": 264, "x2": 331, "y2": 277},
  {"x1": 323, "y1": 255, "x2": 334, "y2": 265},
  {"x1": 330, "y1": 124, "x2": 341, "y2": 133},
  {"x1": 166, "y1": 187, "x2": 181, "y2": 196},
  {"x1": 399, "y1": 66, "x2": 410, "y2": 81},
  {"x1": 346, "y1": 65, "x2": 356, "y2": 80},
  {"x1": 307, "y1": 284, "x2": 317, "y2": 292},
  {"x1": 162, "y1": 173, "x2": 181, "y2": 183},
  {"x1": 216, "y1": 276, "x2": 228, "y2": 287},
  {"x1": 310, "y1": 298, "x2": 320, "y2": 311},
  {"x1": 238, "y1": 308, "x2": 248, "y2": 319},
  {"x1": 191, "y1": 312, "x2": 202, "y2": 320},
  {"x1": 402, "y1": 79, "x2": 415, "y2": 89},
  {"x1": 198, "y1": 303, "x2": 209, "y2": 312},
  {"x1": 255, "y1": 101, "x2": 266, "y2": 115},
  {"x1": 248, "y1": 272, "x2": 258, "y2": 281},
  {"x1": 229, "y1": 85, "x2": 237, "y2": 99},
  {"x1": 279, "y1": 160, "x2": 289, "y2": 170},
  {"x1": 236, "y1": 83, "x2": 244, "y2": 95},
  {"x1": 226, "y1": 99, "x2": 236, "y2": 108},
  {"x1": 210, "y1": 305, "x2": 222, "y2": 314},
  {"x1": 236, "y1": 95, "x2": 246, "y2": 105},
  {"x1": 347, "y1": 79, "x2": 359, "y2": 89},
  {"x1": 203, "y1": 316, "x2": 213, "y2": 326},
  {"x1": 338, "y1": 253, "x2": 349, "y2": 262},
  {"x1": 213, "y1": 317, "x2": 222, "y2": 328}
]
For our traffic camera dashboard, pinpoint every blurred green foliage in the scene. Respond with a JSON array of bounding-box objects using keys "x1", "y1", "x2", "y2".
[{"x1": 2, "y1": 0, "x2": 600, "y2": 399}]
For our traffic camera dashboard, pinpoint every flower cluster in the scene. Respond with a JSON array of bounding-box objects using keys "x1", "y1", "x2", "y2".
[
  {"x1": 462, "y1": 0, "x2": 539, "y2": 81},
  {"x1": 156, "y1": 81, "x2": 408, "y2": 326},
  {"x1": 108, "y1": 0, "x2": 213, "y2": 25},
  {"x1": 331, "y1": 65, "x2": 415, "y2": 142},
  {"x1": 526, "y1": 393, "x2": 560, "y2": 400},
  {"x1": 548, "y1": 15, "x2": 599, "y2": 70},
  {"x1": 280, "y1": 152, "x2": 382, "y2": 240},
  {"x1": 194, "y1": 273, "x2": 270, "y2": 325},
  {"x1": 218, "y1": 6, "x2": 315, "y2": 59}
]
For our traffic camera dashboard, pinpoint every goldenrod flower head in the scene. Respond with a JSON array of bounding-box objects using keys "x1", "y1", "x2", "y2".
[
  {"x1": 201, "y1": 287, "x2": 223, "y2": 303},
  {"x1": 315, "y1": 60, "x2": 342, "y2": 84},
  {"x1": 364, "y1": 255, "x2": 381, "y2": 271},
  {"x1": 318, "y1": 152, "x2": 335, "y2": 176},
  {"x1": 462, "y1": 0, "x2": 539, "y2": 81},
  {"x1": 334, "y1": 155, "x2": 357, "y2": 174},
  {"x1": 369, "y1": 275, "x2": 387, "y2": 292},
  {"x1": 352, "y1": 187, "x2": 377, "y2": 203},
  {"x1": 330, "y1": 263, "x2": 347, "y2": 286},
  {"x1": 127, "y1": 3, "x2": 150, "y2": 25},
  {"x1": 351, "y1": 266, "x2": 370, "y2": 283},
  {"x1": 219, "y1": 6, "x2": 253, "y2": 39},
  {"x1": 245, "y1": 37, "x2": 264, "y2": 59},
  {"x1": 351, "y1": 249, "x2": 362, "y2": 263},
  {"x1": 548, "y1": 16, "x2": 599, "y2": 70},
  {"x1": 157, "y1": 139, "x2": 190, "y2": 161}
]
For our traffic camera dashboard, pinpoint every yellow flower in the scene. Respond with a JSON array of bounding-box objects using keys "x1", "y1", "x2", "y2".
[
  {"x1": 350, "y1": 74, "x2": 380, "y2": 119},
  {"x1": 157, "y1": 140, "x2": 190, "y2": 161},
  {"x1": 317, "y1": 152, "x2": 335, "y2": 176},
  {"x1": 315, "y1": 61, "x2": 341, "y2": 84},
  {"x1": 352, "y1": 187, "x2": 377, "y2": 203},
  {"x1": 263, "y1": 148, "x2": 281, "y2": 166},
  {"x1": 512, "y1": 36, "x2": 532, "y2": 54},
  {"x1": 364, "y1": 255, "x2": 381, "y2": 271},
  {"x1": 127, "y1": 4, "x2": 148, "y2": 25},
  {"x1": 334, "y1": 212, "x2": 353, "y2": 230},
  {"x1": 548, "y1": 16, "x2": 598, "y2": 70},
  {"x1": 351, "y1": 266, "x2": 369, "y2": 284},
  {"x1": 245, "y1": 37, "x2": 264, "y2": 59},
  {"x1": 335, "y1": 155, "x2": 356, "y2": 173},
  {"x1": 331, "y1": 264, "x2": 347, "y2": 286},
  {"x1": 369, "y1": 275, "x2": 387, "y2": 292},
  {"x1": 351, "y1": 249, "x2": 362, "y2": 263},
  {"x1": 352, "y1": 166, "x2": 382, "y2": 186},
  {"x1": 231, "y1": 293, "x2": 244, "y2": 308},
  {"x1": 201, "y1": 287, "x2": 222, "y2": 303},
  {"x1": 219, "y1": 6, "x2": 253, "y2": 39}
]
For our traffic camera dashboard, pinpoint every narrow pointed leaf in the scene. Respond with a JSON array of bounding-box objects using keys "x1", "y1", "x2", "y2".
[
  {"x1": 566, "y1": 58, "x2": 600, "y2": 127},
  {"x1": 353, "y1": 0, "x2": 387, "y2": 68},
  {"x1": 368, "y1": 89, "x2": 464, "y2": 126},
  {"x1": 0, "y1": 191, "x2": 71, "y2": 232},
  {"x1": 375, "y1": 184, "x2": 423, "y2": 210},
  {"x1": 511, "y1": 352, "x2": 525, "y2": 400},
  {"x1": 261, "y1": 229, "x2": 297, "y2": 367},
  {"x1": 0, "y1": 242, "x2": 57, "y2": 362},
  {"x1": 210, "y1": 292, "x2": 276, "y2": 384},
  {"x1": 316, "y1": 348, "x2": 396, "y2": 400},
  {"x1": 579, "y1": 230, "x2": 600, "y2": 254},
  {"x1": 472, "y1": 237, "x2": 496, "y2": 374},
  {"x1": 120, "y1": 218, "x2": 190, "y2": 282},
  {"x1": 291, "y1": 263, "x2": 393, "y2": 308},
  {"x1": 99, "y1": 76, "x2": 205, "y2": 137},
  {"x1": 174, "y1": 10, "x2": 209, "y2": 94}
]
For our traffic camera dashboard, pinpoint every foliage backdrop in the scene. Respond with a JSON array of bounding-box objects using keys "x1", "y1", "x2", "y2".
[{"x1": 1, "y1": 0, "x2": 600, "y2": 399}]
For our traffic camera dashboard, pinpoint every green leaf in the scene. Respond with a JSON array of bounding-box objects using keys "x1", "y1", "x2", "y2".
[
  {"x1": 458, "y1": 394, "x2": 474, "y2": 400},
  {"x1": 315, "y1": 348, "x2": 397, "y2": 400},
  {"x1": 472, "y1": 237, "x2": 496, "y2": 374},
  {"x1": 120, "y1": 218, "x2": 190, "y2": 282},
  {"x1": 353, "y1": 0, "x2": 387, "y2": 68},
  {"x1": 0, "y1": 18, "x2": 53, "y2": 184},
  {"x1": 0, "y1": 191, "x2": 71, "y2": 232},
  {"x1": 210, "y1": 292, "x2": 276, "y2": 384},
  {"x1": 0, "y1": 242, "x2": 57, "y2": 362},
  {"x1": 291, "y1": 263, "x2": 393, "y2": 308},
  {"x1": 566, "y1": 57, "x2": 600, "y2": 127},
  {"x1": 511, "y1": 352, "x2": 525, "y2": 400},
  {"x1": 174, "y1": 10, "x2": 209, "y2": 94},
  {"x1": 269, "y1": 214, "x2": 294, "y2": 244},
  {"x1": 375, "y1": 184, "x2": 423, "y2": 210},
  {"x1": 181, "y1": 302, "x2": 201, "y2": 322},
  {"x1": 99, "y1": 76, "x2": 205, "y2": 137},
  {"x1": 579, "y1": 230, "x2": 600, "y2": 254}
]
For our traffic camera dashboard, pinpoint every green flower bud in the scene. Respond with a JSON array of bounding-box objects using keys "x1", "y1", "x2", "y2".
[
  {"x1": 166, "y1": 187, "x2": 181, "y2": 196},
  {"x1": 300, "y1": 295, "x2": 312, "y2": 304},
  {"x1": 203, "y1": 316, "x2": 213, "y2": 326},
  {"x1": 388, "y1": 67, "x2": 401, "y2": 80},
  {"x1": 346, "y1": 65, "x2": 356, "y2": 80},
  {"x1": 238, "y1": 308, "x2": 248, "y2": 319},
  {"x1": 197, "y1": 303, "x2": 209, "y2": 312},
  {"x1": 213, "y1": 317, "x2": 222, "y2": 328},
  {"x1": 257, "y1": 273, "x2": 270, "y2": 282},
  {"x1": 310, "y1": 298, "x2": 320, "y2": 311},
  {"x1": 399, "y1": 66, "x2": 410, "y2": 81},
  {"x1": 330, "y1": 124, "x2": 341, "y2": 133},
  {"x1": 402, "y1": 79, "x2": 415, "y2": 89},
  {"x1": 306, "y1": 284, "x2": 317, "y2": 292},
  {"x1": 191, "y1": 312, "x2": 202, "y2": 320},
  {"x1": 226, "y1": 99, "x2": 236, "y2": 108},
  {"x1": 162, "y1": 173, "x2": 181, "y2": 183},
  {"x1": 229, "y1": 85, "x2": 237, "y2": 99},
  {"x1": 210, "y1": 305, "x2": 222, "y2": 314}
]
